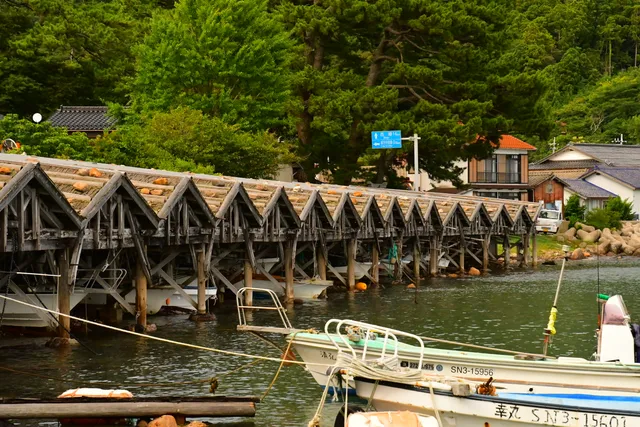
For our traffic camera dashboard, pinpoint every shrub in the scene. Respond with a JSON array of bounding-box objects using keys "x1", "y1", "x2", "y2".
[
  {"x1": 605, "y1": 196, "x2": 634, "y2": 220},
  {"x1": 564, "y1": 194, "x2": 585, "y2": 226},
  {"x1": 585, "y1": 208, "x2": 621, "y2": 230}
]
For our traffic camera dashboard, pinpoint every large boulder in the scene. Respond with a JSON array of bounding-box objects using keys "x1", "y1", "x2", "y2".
[
  {"x1": 576, "y1": 223, "x2": 596, "y2": 233},
  {"x1": 570, "y1": 248, "x2": 585, "y2": 260},
  {"x1": 564, "y1": 228, "x2": 577, "y2": 239},
  {"x1": 610, "y1": 241, "x2": 623, "y2": 254},
  {"x1": 624, "y1": 244, "x2": 636, "y2": 256},
  {"x1": 149, "y1": 416, "x2": 177, "y2": 427},
  {"x1": 598, "y1": 240, "x2": 610, "y2": 255},
  {"x1": 468, "y1": 267, "x2": 481, "y2": 276},
  {"x1": 557, "y1": 221, "x2": 570, "y2": 235},
  {"x1": 577, "y1": 229, "x2": 601, "y2": 243}
]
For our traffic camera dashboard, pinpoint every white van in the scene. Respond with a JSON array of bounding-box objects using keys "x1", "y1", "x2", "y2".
[{"x1": 535, "y1": 209, "x2": 563, "y2": 234}]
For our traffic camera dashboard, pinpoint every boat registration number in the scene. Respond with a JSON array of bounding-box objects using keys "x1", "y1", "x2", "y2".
[
  {"x1": 493, "y1": 403, "x2": 627, "y2": 427},
  {"x1": 450, "y1": 365, "x2": 494, "y2": 376}
]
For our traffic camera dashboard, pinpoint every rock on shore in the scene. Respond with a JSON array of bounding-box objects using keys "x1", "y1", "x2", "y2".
[{"x1": 558, "y1": 221, "x2": 640, "y2": 256}]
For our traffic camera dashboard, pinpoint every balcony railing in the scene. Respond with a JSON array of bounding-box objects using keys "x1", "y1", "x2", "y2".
[{"x1": 475, "y1": 172, "x2": 523, "y2": 184}]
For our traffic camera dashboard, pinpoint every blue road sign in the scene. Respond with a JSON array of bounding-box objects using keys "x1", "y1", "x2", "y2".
[{"x1": 371, "y1": 130, "x2": 402, "y2": 149}]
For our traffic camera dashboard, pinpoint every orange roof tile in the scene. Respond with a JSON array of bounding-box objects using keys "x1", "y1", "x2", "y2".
[{"x1": 494, "y1": 135, "x2": 536, "y2": 151}]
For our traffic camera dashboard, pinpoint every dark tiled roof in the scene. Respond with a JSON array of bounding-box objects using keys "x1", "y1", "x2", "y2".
[
  {"x1": 527, "y1": 173, "x2": 554, "y2": 187},
  {"x1": 570, "y1": 144, "x2": 640, "y2": 167},
  {"x1": 529, "y1": 159, "x2": 599, "y2": 170},
  {"x1": 47, "y1": 106, "x2": 117, "y2": 132},
  {"x1": 584, "y1": 166, "x2": 640, "y2": 190},
  {"x1": 563, "y1": 179, "x2": 615, "y2": 199}
]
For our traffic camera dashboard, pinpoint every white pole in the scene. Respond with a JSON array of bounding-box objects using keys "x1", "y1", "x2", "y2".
[{"x1": 413, "y1": 133, "x2": 419, "y2": 192}]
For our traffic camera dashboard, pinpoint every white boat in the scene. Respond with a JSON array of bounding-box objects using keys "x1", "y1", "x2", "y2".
[
  {"x1": 0, "y1": 292, "x2": 86, "y2": 328},
  {"x1": 256, "y1": 257, "x2": 279, "y2": 273},
  {"x1": 331, "y1": 262, "x2": 373, "y2": 280},
  {"x1": 290, "y1": 297, "x2": 640, "y2": 397},
  {"x1": 250, "y1": 277, "x2": 333, "y2": 300},
  {"x1": 354, "y1": 376, "x2": 640, "y2": 427},
  {"x1": 167, "y1": 285, "x2": 217, "y2": 311},
  {"x1": 124, "y1": 287, "x2": 176, "y2": 315}
]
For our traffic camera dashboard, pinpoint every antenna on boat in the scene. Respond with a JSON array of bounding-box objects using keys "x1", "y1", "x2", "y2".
[{"x1": 543, "y1": 245, "x2": 570, "y2": 356}]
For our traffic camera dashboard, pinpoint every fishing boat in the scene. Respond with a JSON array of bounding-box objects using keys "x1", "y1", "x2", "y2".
[
  {"x1": 353, "y1": 376, "x2": 640, "y2": 427},
  {"x1": 289, "y1": 297, "x2": 640, "y2": 397},
  {"x1": 330, "y1": 261, "x2": 373, "y2": 280},
  {"x1": 0, "y1": 290, "x2": 86, "y2": 328},
  {"x1": 165, "y1": 285, "x2": 217, "y2": 311},
  {"x1": 249, "y1": 276, "x2": 333, "y2": 300},
  {"x1": 124, "y1": 287, "x2": 176, "y2": 315}
]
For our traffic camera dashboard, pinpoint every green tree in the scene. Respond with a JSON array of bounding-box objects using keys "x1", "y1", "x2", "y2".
[
  {"x1": 0, "y1": 0, "x2": 156, "y2": 116},
  {"x1": 564, "y1": 194, "x2": 586, "y2": 227},
  {"x1": 585, "y1": 208, "x2": 621, "y2": 230},
  {"x1": 99, "y1": 107, "x2": 294, "y2": 178},
  {"x1": 277, "y1": 0, "x2": 550, "y2": 185},
  {"x1": 132, "y1": 0, "x2": 295, "y2": 132}
]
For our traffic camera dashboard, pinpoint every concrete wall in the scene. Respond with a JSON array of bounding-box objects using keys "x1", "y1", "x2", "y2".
[
  {"x1": 584, "y1": 173, "x2": 640, "y2": 213},
  {"x1": 551, "y1": 150, "x2": 593, "y2": 161}
]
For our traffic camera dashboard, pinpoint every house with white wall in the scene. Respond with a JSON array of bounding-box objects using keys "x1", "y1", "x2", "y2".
[{"x1": 581, "y1": 167, "x2": 640, "y2": 215}]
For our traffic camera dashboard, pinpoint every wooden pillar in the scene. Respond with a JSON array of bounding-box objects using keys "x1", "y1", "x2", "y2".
[
  {"x1": 284, "y1": 240, "x2": 294, "y2": 302},
  {"x1": 197, "y1": 250, "x2": 207, "y2": 313},
  {"x1": 316, "y1": 245, "x2": 327, "y2": 280},
  {"x1": 244, "y1": 257, "x2": 253, "y2": 307},
  {"x1": 429, "y1": 236, "x2": 438, "y2": 277},
  {"x1": 394, "y1": 238, "x2": 403, "y2": 280},
  {"x1": 532, "y1": 231, "x2": 538, "y2": 267},
  {"x1": 57, "y1": 249, "x2": 71, "y2": 339},
  {"x1": 503, "y1": 235, "x2": 511, "y2": 269},
  {"x1": 135, "y1": 257, "x2": 147, "y2": 329},
  {"x1": 413, "y1": 239, "x2": 420, "y2": 282},
  {"x1": 347, "y1": 238, "x2": 356, "y2": 291},
  {"x1": 371, "y1": 243, "x2": 379, "y2": 284},
  {"x1": 482, "y1": 235, "x2": 490, "y2": 273},
  {"x1": 523, "y1": 233, "x2": 530, "y2": 267},
  {"x1": 459, "y1": 239, "x2": 465, "y2": 274}
]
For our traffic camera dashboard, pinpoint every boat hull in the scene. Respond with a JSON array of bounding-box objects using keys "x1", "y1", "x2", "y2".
[
  {"x1": 355, "y1": 378, "x2": 640, "y2": 427},
  {"x1": 0, "y1": 293, "x2": 86, "y2": 328},
  {"x1": 124, "y1": 288, "x2": 176, "y2": 315},
  {"x1": 167, "y1": 287, "x2": 217, "y2": 311},
  {"x1": 250, "y1": 279, "x2": 332, "y2": 300},
  {"x1": 331, "y1": 262, "x2": 372, "y2": 280},
  {"x1": 290, "y1": 333, "x2": 640, "y2": 396}
]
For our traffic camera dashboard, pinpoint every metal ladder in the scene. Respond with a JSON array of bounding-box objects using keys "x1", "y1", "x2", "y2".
[{"x1": 236, "y1": 287, "x2": 301, "y2": 334}]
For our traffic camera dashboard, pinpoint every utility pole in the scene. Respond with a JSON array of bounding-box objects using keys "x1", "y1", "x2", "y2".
[{"x1": 402, "y1": 133, "x2": 421, "y2": 192}]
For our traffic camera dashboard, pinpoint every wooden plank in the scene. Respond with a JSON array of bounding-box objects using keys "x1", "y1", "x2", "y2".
[
  {"x1": 210, "y1": 266, "x2": 239, "y2": 295},
  {"x1": 157, "y1": 268, "x2": 197, "y2": 309},
  {"x1": 17, "y1": 190, "x2": 25, "y2": 250},
  {"x1": 93, "y1": 276, "x2": 136, "y2": 315},
  {"x1": 0, "y1": 401, "x2": 256, "y2": 419}
]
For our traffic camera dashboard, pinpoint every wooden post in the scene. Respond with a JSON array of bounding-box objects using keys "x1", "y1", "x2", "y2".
[
  {"x1": 347, "y1": 238, "x2": 356, "y2": 291},
  {"x1": 57, "y1": 249, "x2": 70, "y2": 339},
  {"x1": 197, "y1": 250, "x2": 207, "y2": 313},
  {"x1": 523, "y1": 233, "x2": 530, "y2": 267},
  {"x1": 371, "y1": 243, "x2": 379, "y2": 284},
  {"x1": 244, "y1": 257, "x2": 253, "y2": 307},
  {"x1": 284, "y1": 240, "x2": 294, "y2": 302},
  {"x1": 316, "y1": 244, "x2": 327, "y2": 280},
  {"x1": 503, "y1": 235, "x2": 511, "y2": 269},
  {"x1": 532, "y1": 231, "x2": 538, "y2": 267},
  {"x1": 413, "y1": 239, "x2": 420, "y2": 282},
  {"x1": 135, "y1": 256, "x2": 147, "y2": 330},
  {"x1": 459, "y1": 239, "x2": 465, "y2": 274},
  {"x1": 429, "y1": 236, "x2": 438, "y2": 277},
  {"x1": 394, "y1": 237, "x2": 403, "y2": 280},
  {"x1": 482, "y1": 235, "x2": 490, "y2": 274}
]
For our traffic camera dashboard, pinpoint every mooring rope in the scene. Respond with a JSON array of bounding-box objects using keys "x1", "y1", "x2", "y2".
[{"x1": 0, "y1": 294, "x2": 328, "y2": 368}]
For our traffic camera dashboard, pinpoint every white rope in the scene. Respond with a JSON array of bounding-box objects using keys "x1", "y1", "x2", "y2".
[
  {"x1": 428, "y1": 381, "x2": 443, "y2": 427},
  {"x1": 0, "y1": 294, "x2": 329, "y2": 368}
]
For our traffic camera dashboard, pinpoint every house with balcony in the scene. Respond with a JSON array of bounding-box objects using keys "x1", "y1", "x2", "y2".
[{"x1": 464, "y1": 135, "x2": 537, "y2": 200}]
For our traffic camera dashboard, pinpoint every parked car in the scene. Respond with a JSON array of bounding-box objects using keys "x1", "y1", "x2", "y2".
[{"x1": 535, "y1": 209, "x2": 563, "y2": 234}]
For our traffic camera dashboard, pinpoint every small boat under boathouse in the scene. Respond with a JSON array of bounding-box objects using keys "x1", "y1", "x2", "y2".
[{"x1": 0, "y1": 153, "x2": 541, "y2": 337}]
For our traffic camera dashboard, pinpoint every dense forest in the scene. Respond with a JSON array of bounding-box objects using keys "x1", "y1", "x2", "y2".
[{"x1": 2, "y1": 0, "x2": 640, "y2": 184}]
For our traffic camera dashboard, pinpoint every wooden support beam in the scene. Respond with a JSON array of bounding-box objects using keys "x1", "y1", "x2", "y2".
[
  {"x1": 430, "y1": 236, "x2": 438, "y2": 277},
  {"x1": 346, "y1": 238, "x2": 356, "y2": 290},
  {"x1": 371, "y1": 243, "x2": 379, "y2": 284},
  {"x1": 316, "y1": 244, "x2": 327, "y2": 280},
  {"x1": 394, "y1": 237, "x2": 403, "y2": 280},
  {"x1": 482, "y1": 235, "x2": 490, "y2": 274},
  {"x1": 413, "y1": 239, "x2": 421, "y2": 282},
  {"x1": 284, "y1": 239, "x2": 294, "y2": 302},
  {"x1": 135, "y1": 254, "x2": 148, "y2": 329},
  {"x1": 57, "y1": 248, "x2": 71, "y2": 339},
  {"x1": 522, "y1": 233, "x2": 530, "y2": 267},
  {"x1": 197, "y1": 250, "x2": 207, "y2": 314},
  {"x1": 503, "y1": 234, "x2": 511, "y2": 269},
  {"x1": 459, "y1": 239, "x2": 465, "y2": 274},
  {"x1": 532, "y1": 231, "x2": 538, "y2": 267},
  {"x1": 244, "y1": 253, "x2": 253, "y2": 307}
]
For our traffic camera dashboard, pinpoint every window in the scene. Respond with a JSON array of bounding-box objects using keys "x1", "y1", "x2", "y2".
[
  {"x1": 545, "y1": 183, "x2": 554, "y2": 194},
  {"x1": 475, "y1": 191, "x2": 522, "y2": 200},
  {"x1": 506, "y1": 155, "x2": 521, "y2": 183}
]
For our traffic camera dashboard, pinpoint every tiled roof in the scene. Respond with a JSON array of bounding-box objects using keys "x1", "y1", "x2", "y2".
[
  {"x1": 583, "y1": 166, "x2": 640, "y2": 190},
  {"x1": 529, "y1": 159, "x2": 599, "y2": 170},
  {"x1": 570, "y1": 144, "x2": 640, "y2": 167},
  {"x1": 564, "y1": 179, "x2": 615, "y2": 199},
  {"x1": 48, "y1": 106, "x2": 117, "y2": 132},
  {"x1": 527, "y1": 173, "x2": 555, "y2": 187},
  {"x1": 495, "y1": 135, "x2": 536, "y2": 151}
]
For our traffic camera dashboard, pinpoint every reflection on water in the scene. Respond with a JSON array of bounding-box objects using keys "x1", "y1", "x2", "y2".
[{"x1": 2, "y1": 259, "x2": 640, "y2": 426}]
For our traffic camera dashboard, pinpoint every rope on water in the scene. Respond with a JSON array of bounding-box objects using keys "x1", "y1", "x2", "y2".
[{"x1": 0, "y1": 294, "x2": 328, "y2": 368}]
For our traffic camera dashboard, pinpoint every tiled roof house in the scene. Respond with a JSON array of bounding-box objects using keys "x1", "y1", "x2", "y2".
[{"x1": 47, "y1": 106, "x2": 117, "y2": 138}]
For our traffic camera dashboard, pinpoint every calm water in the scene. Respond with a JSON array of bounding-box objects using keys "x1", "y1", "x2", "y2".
[{"x1": 2, "y1": 259, "x2": 640, "y2": 426}]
